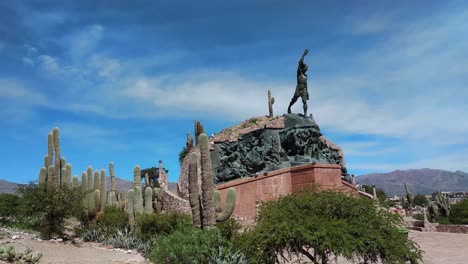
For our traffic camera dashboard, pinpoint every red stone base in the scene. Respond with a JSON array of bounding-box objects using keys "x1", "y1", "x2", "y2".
[{"x1": 215, "y1": 163, "x2": 357, "y2": 221}]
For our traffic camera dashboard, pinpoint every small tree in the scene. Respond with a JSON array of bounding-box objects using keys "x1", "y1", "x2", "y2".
[
  {"x1": 239, "y1": 188, "x2": 422, "y2": 264},
  {"x1": 449, "y1": 200, "x2": 468, "y2": 224},
  {"x1": 16, "y1": 182, "x2": 86, "y2": 239},
  {"x1": 413, "y1": 194, "x2": 429, "y2": 207}
]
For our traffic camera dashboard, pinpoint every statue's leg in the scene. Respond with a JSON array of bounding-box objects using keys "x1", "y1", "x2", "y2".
[
  {"x1": 302, "y1": 96, "x2": 308, "y2": 116},
  {"x1": 287, "y1": 95, "x2": 298, "y2": 114}
]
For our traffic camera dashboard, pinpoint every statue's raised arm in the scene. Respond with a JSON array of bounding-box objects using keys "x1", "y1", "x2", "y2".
[{"x1": 297, "y1": 49, "x2": 309, "y2": 75}]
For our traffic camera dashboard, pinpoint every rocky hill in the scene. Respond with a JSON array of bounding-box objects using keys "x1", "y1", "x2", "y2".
[{"x1": 357, "y1": 168, "x2": 468, "y2": 195}]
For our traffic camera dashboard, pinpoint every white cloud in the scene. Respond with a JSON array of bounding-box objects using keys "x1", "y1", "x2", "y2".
[
  {"x1": 22, "y1": 57, "x2": 34, "y2": 66},
  {"x1": 68, "y1": 24, "x2": 104, "y2": 61},
  {"x1": 38, "y1": 55, "x2": 60, "y2": 74},
  {"x1": 349, "y1": 15, "x2": 391, "y2": 34}
]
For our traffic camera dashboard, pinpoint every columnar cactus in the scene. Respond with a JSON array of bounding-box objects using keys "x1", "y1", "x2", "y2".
[
  {"x1": 435, "y1": 191, "x2": 451, "y2": 217},
  {"x1": 199, "y1": 133, "x2": 216, "y2": 228},
  {"x1": 153, "y1": 187, "x2": 163, "y2": 213},
  {"x1": 64, "y1": 163, "x2": 72, "y2": 185},
  {"x1": 72, "y1": 175, "x2": 79, "y2": 188},
  {"x1": 214, "y1": 188, "x2": 237, "y2": 222},
  {"x1": 404, "y1": 182, "x2": 414, "y2": 215},
  {"x1": 188, "y1": 153, "x2": 201, "y2": 228},
  {"x1": 187, "y1": 129, "x2": 236, "y2": 229},
  {"x1": 93, "y1": 171, "x2": 100, "y2": 191},
  {"x1": 427, "y1": 198, "x2": 438, "y2": 222},
  {"x1": 194, "y1": 120, "x2": 204, "y2": 146},
  {"x1": 127, "y1": 189, "x2": 135, "y2": 227},
  {"x1": 133, "y1": 166, "x2": 141, "y2": 189},
  {"x1": 100, "y1": 169, "x2": 106, "y2": 212},
  {"x1": 107, "y1": 162, "x2": 117, "y2": 207},
  {"x1": 39, "y1": 167, "x2": 47, "y2": 184},
  {"x1": 268, "y1": 90, "x2": 275, "y2": 118},
  {"x1": 144, "y1": 187, "x2": 154, "y2": 214},
  {"x1": 52, "y1": 127, "x2": 61, "y2": 185}
]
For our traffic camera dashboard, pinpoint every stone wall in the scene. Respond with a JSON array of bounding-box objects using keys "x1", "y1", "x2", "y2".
[
  {"x1": 162, "y1": 189, "x2": 191, "y2": 215},
  {"x1": 215, "y1": 163, "x2": 357, "y2": 221},
  {"x1": 436, "y1": 225, "x2": 468, "y2": 234}
]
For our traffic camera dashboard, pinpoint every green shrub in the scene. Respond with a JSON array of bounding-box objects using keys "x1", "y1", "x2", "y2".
[
  {"x1": 0, "y1": 194, "x2": 20, "y2": 217},
  {"x1": 413, "y1": 213, "x2": 424, "y2": 221},
  {"x1": 216, "y1": 218, "x2": 241, "y2": 241},
  {"x1": 436, "y1": 216, "x2": 451, "y2": 224},
  {"x1": 15, "y1": 182, "x2": 86, "y2": 239},
  {"x1": 135, "y1": 211, "x2": 191, "y2": 240},
  {"x1": 238, "y1": 188, "x2": 423, "y2": 264},
  {"x1": 449, "y1": 200, "x2": 468, "y2": 224},
  {"x1": 147, "y1": 228, "x2": 237, "y2": 264},
  {"x1": 98, "y1": 206, "x2": 129, "y2": 231}
]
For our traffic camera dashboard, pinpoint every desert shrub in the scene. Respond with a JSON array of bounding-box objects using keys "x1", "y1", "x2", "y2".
[
  {"x1": 147, "y1": 228, "x2": 241, "y2": 264},
  {"x1": 16, "y1": 182, "x2": 86, "y2": 239},
  {"x1": 436, "y1": 216, "x2": 451, "y2": 224},
  {"x1": 97, "y1": 206, "x2": 129, "y2": 231},
  {"x1": 0, "y1": 194, "x2": 20, "y2": 218},
  {"x1": 413, "y1": 194, "x2": 429, "y2": 207},
  {"x1": 413, "y1": 213, "x2": 424, "y2": 221},
  {"x1": 135, "y1": 211, "x2": 191, "y2": 240},
  {"x1": 238, "y1": 188, "x2": 423, "y2": 264},
  {"x1": 449, "y1": 200, "x2": 468, "y2": 224},
  {"x1": 216, "y1": 218, "x2": 241, "y2": 241}
]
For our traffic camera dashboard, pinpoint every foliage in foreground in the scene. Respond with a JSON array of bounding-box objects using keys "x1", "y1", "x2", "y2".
[
  {"x1": 238, "y1": 188, "x2": 423, "y2": 264},
  {"x1": 0, "y1": 245, "x2": 42, "y2": 263},
  {"x1": 148, "y1": 228, "x2": 246, "y2": 264},
  {"x1": 15, "y1": 182, "x2": 86, "y2": 239},
  {"x1": 135, "y1": 211, "x2": 191, "y2": 240}
]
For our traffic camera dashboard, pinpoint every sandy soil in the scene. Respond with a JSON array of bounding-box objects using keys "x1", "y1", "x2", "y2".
[{"x1": 0, "y1": 229, "x2": 148, "y2": 264}]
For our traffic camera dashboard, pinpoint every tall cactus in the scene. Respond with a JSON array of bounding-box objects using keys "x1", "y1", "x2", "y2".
[
  {"x1": 188, "y1": 153, "x2": 201, "y2": 228},
  {"x1": 199, "y1": 133, "x2": 216, "y2": 228},
  {"x1": 127, "y1": 189, "x2": 135, "y2": 227},
  {"x1": 187, "y1": 127, "x2": 236, "y2": 229},
  {"x1": 435, "y1": 191, "x2": 451, "y2": 217},
  {"x1": 144, "y1": 187, "x2": 154, "y2": 214},
  {"x1": 427, "y1": 197, "x2": 438, "y2": 222},
  {"x1": 72, "y1": 175, "x2": 79, "y2": 188},
  {"x1": 268, "y1": 90, "x2": 275, "y2": 118},
  {"x1": 100, "y1": 169, "x2": 106, "y2": 212},
  {"x1": 194, "y1": 120, "x2": 204, "y2": 146},
  {"x1": 38, "y1": 167, "x2": 47, "y2": 184},
  {"x1": 214, "y1": 188, "x2": 237, "y2": 222},
  {"x1": 404, "y1": 182, "x2": 414, "y2": 215},
  {"x1": 52, "y1": 127, "x2": 61, "y2": 185},
  {"x1": 133, "y1": 166, "x2": 141, "y2": 189},
  {"x1": 107, "y1": 162, "x2": 117, "y2": 207},
  {"x1": 153, "y1": 187, "x2": 163, "y2": 213}
]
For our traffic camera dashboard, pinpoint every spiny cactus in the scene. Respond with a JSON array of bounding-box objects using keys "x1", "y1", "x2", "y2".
[
  {"x1": 194, "y1": 120, "x2": 205, "y2": 146},
  {"x1": 144, "y1": 187, "x2": 154, "y2": 214},
  {"x1": 427, "y1": 198, "x2": 438, "y2": 222},
  {"x1": 52, "y1": 127, "x2": 61, "y2": 184},
  {"x1": 38, "y1": 127, "x2": 72, "y2": 186},
  {"x1": 0, "y1": 246, "x2": 42, "y2": 263},
  {"x1": 187, "y1": 128, "x2": 236, "y2": 229},
  {"x1": 72, "y1": 175, "x2": 79, "y2": 188},
  {"x1": 153, "y1": 187, "x2": 163, "y2": 213},
  {"x1": 435, "y1": 191, "x2": 451, "y2": 217},
  {"x1": 100, "y1": 169, "x2": 107, "y2": 212},
  {"x1": 107, "y1": 162, "x2": 117, "y2": 207},
  {"x1": 214, "y1": 188, "x2": 237, "y2": 222},
  {"x1": 199, "y1": 133, "x2": 216, "y2": 228},
  {"x1": 127, "y1": 189, "x2": 135, "y2": 227},
  {"x1": 268, "y1": 90, "x2": 275, "y2": 118},
  {"x1": 404, "y1": 182, "x2": 414, "y2": 215},
  {"x1": 38, "y1": 167, "x2": 47, "y2": 184},
  {"x1": 188, "y1": 152, "x2": 202, "y2": 228}
]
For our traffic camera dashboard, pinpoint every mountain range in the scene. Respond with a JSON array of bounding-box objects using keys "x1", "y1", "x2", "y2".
[{"x1": 357, "y1": 168, "x2": 468, "y2": 195}]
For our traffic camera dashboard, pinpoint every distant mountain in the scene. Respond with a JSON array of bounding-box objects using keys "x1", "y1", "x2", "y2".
[
  {"x1": 0, "y1": 179, "x2": 19, "y2": 194},
  {"x1": 0, "y1": 177, "x2": 178, "y2": 195},
  {"x1": 357, "y1": 168, "x2": 468, "y2": 195}
]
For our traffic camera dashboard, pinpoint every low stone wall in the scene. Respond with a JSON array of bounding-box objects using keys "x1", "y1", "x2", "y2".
[
  {"x1": 436, "y1": 225, "x2": 468, "y2": 234},
  {"x1": 215, "y1": 163, "x2": 357, "y2": 221},
  {"x1": 162, "y1": 190, "x2": 191, "y2": 215}
]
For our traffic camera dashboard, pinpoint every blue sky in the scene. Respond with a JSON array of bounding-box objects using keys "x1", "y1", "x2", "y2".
[{"x1": 1, "y1": 1, "x2": 467, "y2": 184}]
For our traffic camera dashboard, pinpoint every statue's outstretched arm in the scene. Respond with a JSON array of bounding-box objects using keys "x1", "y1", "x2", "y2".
[{"x1": 298, "y1": 49, "x2": 309, "y2": 73}]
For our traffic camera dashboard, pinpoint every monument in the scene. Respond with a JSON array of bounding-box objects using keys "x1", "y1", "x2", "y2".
[{"x1": 287, "y1": 49, "x2": 310, "y2": 117}]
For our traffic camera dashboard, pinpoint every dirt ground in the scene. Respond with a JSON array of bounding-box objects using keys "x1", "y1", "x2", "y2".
[
  {"x1": 1, "y1": 229, "x2": 468, "y2": 263},
  {"x1": 0, "y1": 229, "x2": 148, "y2": 264}
]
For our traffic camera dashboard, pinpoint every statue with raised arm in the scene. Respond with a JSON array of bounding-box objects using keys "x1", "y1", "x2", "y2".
[{"x1": 287, "y1": 49, "x2": 309, "y2": 116}]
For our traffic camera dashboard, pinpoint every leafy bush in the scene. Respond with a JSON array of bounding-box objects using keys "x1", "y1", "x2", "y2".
[
  {"x1": 0, "y1": 194, "x2": 20, "y2": 217},
  {"x1": 16, "y1": 182, "x2": 86, "y2": 239},
  {"x1": 97, "y1": 206, "x2": 129, "y2": 231},
  {"x1": 413, "y1": 213, "x2": 424, "y2": 221},
  {"x1": 135, "y1": 211, "x2": 191, "y2": 240},
  {"x1": 147, "y1": 228, "x2": 239, "y2": 264},
  {"x1": 449, "y1": 200, "x2": 468, "y2": 224},
  {"x1": 413, "y1": 194, "x2": 429, "y2": 207},
  {"x1": 238, "y1": 188, "x2": 423, "y2": 264},
  {"x1": 216, "y1": 218, "x2": 241, "y2": 241}
]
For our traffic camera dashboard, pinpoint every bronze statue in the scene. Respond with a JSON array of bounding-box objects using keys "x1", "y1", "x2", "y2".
[{"x1": 287, "y1": 49, "x2": 309, "y2": 116}]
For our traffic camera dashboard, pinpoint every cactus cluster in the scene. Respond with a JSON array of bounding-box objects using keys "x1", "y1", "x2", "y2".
[
  {"x1": 268, "y1": 90, "x2": 275, "y2": 118},
  {"x1": 426, "y1": 197, "x2": 438, "y2": 222},
  {"x1": 435, "y1": 191, "x2": 451, "y2": 217},
  {"x1": 188, "y1": 132, "x2": 237, "y2": 229},
  {"x1": 126, "y1": 165, "x2": 164, "y2": 227},
  {"x1": 194, "y1": 120, "x2": 204, "y2": 146},
  {"x1": 0, "y1": 246, "x2": 42, "y2": 263},
  {"x1": 38, "y1": 127, "x2": 78, "y2": 186},
  {"x1": 81, "y1": 166, "x2": 108, "y2": 220}
]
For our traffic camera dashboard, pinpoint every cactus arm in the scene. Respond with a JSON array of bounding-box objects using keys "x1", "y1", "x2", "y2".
[
  {"x1": 127, "y1": 189, "x2": 135, "y2": 227},
  {"x1": 144, "y1": 187, "x2": 154, "y2": 214},
  {"x1": 188, "y1": 153, "x2": 202, "y2": 227},
  {"x1": 215, "y1": 188, "x2": 237, "y2": 222}
]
